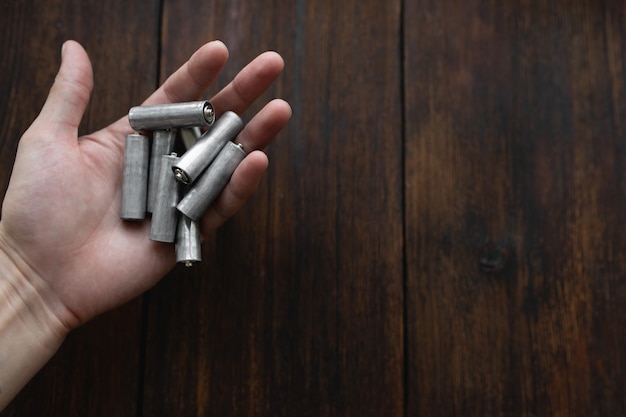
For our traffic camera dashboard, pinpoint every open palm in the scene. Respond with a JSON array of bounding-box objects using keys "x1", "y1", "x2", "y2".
[{"x1": 0, "y1": 40, "x2": 291, "y2": 329}]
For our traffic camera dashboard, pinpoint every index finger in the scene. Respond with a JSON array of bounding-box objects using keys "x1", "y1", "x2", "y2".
[
  {"x1": 143, "y1": 40, "x2": 229, "y2": 105},
  {"x1": 209, "y1": 51, "x2": 285, "y2": 117}
]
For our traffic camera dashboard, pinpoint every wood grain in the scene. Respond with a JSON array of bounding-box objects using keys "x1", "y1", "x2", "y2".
[
  {"x1": 0, "y1": 1, "x2": 160, "y2": 416},
  {"x1": 2, "y1": 0, "x2": 626, "y2": 416},
  {"x1": 142, "y1": 1, "x2": 404, "y2": 416},
  {"x1": 404, "y1": 1, "x2": 626, "y2": 415}
]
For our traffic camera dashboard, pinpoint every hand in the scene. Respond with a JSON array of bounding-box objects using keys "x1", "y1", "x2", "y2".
[{"x1": 0, "y1": 40, "x2": 291, "y2": 331}]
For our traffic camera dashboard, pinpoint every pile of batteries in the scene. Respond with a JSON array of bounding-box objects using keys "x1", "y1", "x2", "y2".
[{"x1": 120, "y1": 100, "x2": 246, "y2": 267}]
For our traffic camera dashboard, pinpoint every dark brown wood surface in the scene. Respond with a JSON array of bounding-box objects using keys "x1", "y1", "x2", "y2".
[
  {"x1": 405, "y1": 1, "x2": 626, "y2": 416},
  {"x1": 1, "y1": 1, "x2": 625, "y2": 416}
]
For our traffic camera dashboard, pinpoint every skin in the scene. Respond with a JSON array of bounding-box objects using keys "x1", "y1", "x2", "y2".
[{"x1": 0, "y1": 40, "x2": 291, "y2": 409}]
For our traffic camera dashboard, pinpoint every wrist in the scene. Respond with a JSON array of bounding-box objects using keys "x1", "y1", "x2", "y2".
[{"x1": 0, "y1": 226, "x2": 68, "y2": 410}]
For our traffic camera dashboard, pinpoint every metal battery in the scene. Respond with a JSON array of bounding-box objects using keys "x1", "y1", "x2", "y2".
[
  {"x1": 128, "y1": 100, "x2": 215, "y2": 131},
  {"x1": 120, "y1": 133, "x2": 150, "y2": 220},
  {"x1": 172, "y1": 111, "x2": 244, "y2": 185},
  {"x1": 176, "y1": 141, "x2": 246, "y2": 221},
  {"x1": 149, "y1": 154, "x2": 181, "y2": 242},
  {"x1": 175, "y1": 214, "x2": 202, "y2": 266},
  {"x1": 147, "y1": 130, "x2": 176, "y2": 213}
]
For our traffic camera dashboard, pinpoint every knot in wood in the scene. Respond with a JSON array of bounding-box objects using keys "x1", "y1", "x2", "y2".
[{"x1": 479, "y1": 242, "x2": 509, "y2": 273}]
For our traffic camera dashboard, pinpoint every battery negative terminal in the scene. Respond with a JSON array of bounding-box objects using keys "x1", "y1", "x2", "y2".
[
  {"x1": 203, "y1": 103, "x2": 215, "y2": 125},
  {"x1": 173, "y1": 168, "x2": 190, "y2": 184}
]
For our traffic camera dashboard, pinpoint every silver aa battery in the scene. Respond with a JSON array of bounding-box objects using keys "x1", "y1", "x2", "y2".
[
  {"x1": 149, "y1": 154, "x2": 181, "y2": 242},
  {"x1": 120, "y1": 133, "x2": 150, "y2": 220},
  {"x1": 175, "y1": 214, "x2": 202, "y2": 267},
  {"x1": 147, "y1": 130, "x2": 176, "y2": 213},
  {"x1": 128, "y1": 100, "x2": 215, "y2": 131},
  {"x1": 176, "y1": 141, "x2": 246, "y2": 221},
  {"x1": 172, "y1": 111, "x2": 244, "y2": 184}
]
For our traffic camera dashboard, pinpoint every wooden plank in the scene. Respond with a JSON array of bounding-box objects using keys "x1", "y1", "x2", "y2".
[
  {"x1": 0, "y1": 1, "x2": 160, "y2": 415},
  {"x1": 142, "y1": 0, "x2": 404, "y2": 415},
  {"x1": 404, "y1": 1, "x2": 626, "y2": 415}
]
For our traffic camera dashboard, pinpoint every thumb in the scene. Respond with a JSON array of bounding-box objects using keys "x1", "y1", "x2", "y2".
[{"x1": 33, "y1": 40, "x2": 94, "y2": 137}]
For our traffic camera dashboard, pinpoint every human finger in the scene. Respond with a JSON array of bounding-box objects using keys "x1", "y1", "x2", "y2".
[
  {"x1": 210, "y1": 51, "x2": 284, "y2": 116},
  {"x1": 236, "y1": 99, "x2": 291, "y2": 152},
  {"x1": 201, "y1": 151, "x2": 268, "y2": 230},
  {"x1": 143, "y1": 40, "x2": 229, "y2": 106},
  {"x1": 30, "y1": 40, "x2": 93, "y2": 139}
]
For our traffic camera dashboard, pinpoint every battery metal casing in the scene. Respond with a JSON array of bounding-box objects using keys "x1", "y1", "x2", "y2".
[
  {"x1": 128, "y1": 100, "x2": 215, "y2": 131},
  {"x1": 120, "y1": 133, "x2": 150, "y2": 220},
  {"x1": 149, "y1": 154, "x2": 181, "y2": 242},
  {"x1": 147, "y1": 130, "x2": 177, "y2": 213},
  {"x1": 176, "y1": 141, "x2": 246, "y2": 221},
  {"x1": 175, "y1": 214, "x2": 202, "y2": 266},
  {"x1": 172, "y1": 111, "x2": 244, "y2": 184}
]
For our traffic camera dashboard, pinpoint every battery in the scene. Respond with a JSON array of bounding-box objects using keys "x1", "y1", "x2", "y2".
[
  {"x1": 147, "y1": 130, "x2": 177, "y2": 213},
  {"x1": 176, "y1": 141, "x2": 246, "y2": 221},
  {"x1": 149, "y1": 154, "x2": 181, "y2": 242},
  {"x1": 172, "y1": 111, "x2": 244, "y2": 185},
  {"x1": 128, "y1": 100, "x2": 215, "y2": 131},
  {"x1": 175, "y1": 214, "x2": 202, "y2": 267},
  {"x1": 120, "y1": 133, "x2": 150, "y2": 220}
]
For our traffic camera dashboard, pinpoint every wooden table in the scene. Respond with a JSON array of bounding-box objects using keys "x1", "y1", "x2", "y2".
[{"x1": 1, "y1": 1, "x2": 625, "y2": 416}]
